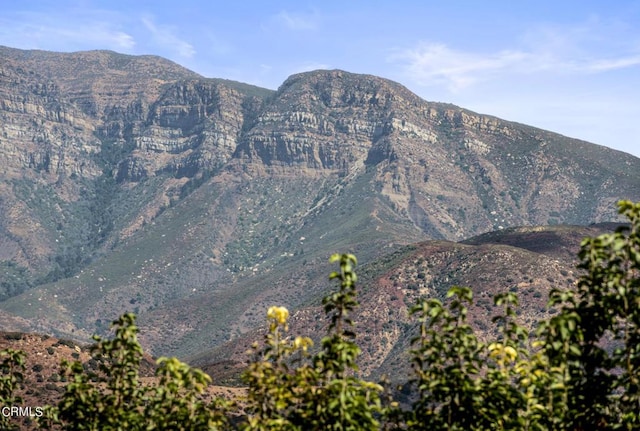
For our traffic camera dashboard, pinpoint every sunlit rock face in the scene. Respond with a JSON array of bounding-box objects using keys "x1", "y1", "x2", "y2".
[{"x1": 0, "y1": 46, "x2": 639, "y2": 360}]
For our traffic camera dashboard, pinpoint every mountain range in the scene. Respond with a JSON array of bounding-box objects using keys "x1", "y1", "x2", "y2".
[{"x1": 1, "y1": 45, "x2": 639, "y2": 380}]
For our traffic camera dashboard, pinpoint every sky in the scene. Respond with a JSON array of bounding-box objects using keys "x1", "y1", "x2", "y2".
[{"x1": 1, "y1": 0, "x2": 639, "y2": 158}]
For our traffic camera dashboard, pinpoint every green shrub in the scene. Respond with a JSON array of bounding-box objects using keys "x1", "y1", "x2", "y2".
[
  {"x1": 2, "y1": 200, "x2": 639, "y2": 430},
  {"x1": 241, "y1": 253, "x2": 383, "y2": 430},
  {"x1": 40, "y1": 313, "x2": 230, "y2": 430},
  {"x1": 536, "y1": 200, "x2": 640, "y2": 429},
  {"x1": 0, "y1": 348, "x2": 25, "y2": 430}
]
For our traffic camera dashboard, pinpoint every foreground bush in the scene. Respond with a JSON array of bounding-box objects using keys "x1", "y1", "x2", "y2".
[
  {"x1": 242, "y1": 253, "x2": 383, "y2": 431},
  {"x1": 1, "y1": 200, "x2": 639, "y2": 430},
  {"x1": 0, "y1": 348, "x2": 25, "y2": 431},
  {"x1": 39, "y1": 314, "x2": 230, "y2": 430}
]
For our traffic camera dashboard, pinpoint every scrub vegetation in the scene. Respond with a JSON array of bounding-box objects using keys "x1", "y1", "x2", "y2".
[{"x1": 1, "y1": 200, "x2": 640, "y2": 430}]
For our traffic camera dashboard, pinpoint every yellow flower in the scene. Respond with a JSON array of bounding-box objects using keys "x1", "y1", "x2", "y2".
[
  {"x1": 488, "y1": 342, "x2": 502, "y2": 358},
  {"x1": 267, "y1": 306, "x2": 289, "y2": 324},
  {"x1": 293, "y1": 336, "x2": 313, "y2": 352},
  {"x1": 361, "y1": 381, "x2": 384, "y2": 391},
  {"x1": 489, "y1": 343, "x2": 517, "y2": 363},
  {"x1": 504, "y1": 346, "x2": 517, "y2": 362}
]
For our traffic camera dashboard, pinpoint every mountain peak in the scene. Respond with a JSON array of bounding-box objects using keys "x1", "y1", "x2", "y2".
[
  {"x1": 277, "y1": 68, "x2": 423, "y2": 108},
  {"x1": 1, "y1": 46, "x2": 640, "y2": 361}
]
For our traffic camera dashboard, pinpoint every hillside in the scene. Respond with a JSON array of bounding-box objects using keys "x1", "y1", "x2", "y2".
[
  {"x1": 191, "y1": 223, "x2": 619, "y2": 384},
  {"x1": 0, "y1": 330, "x2": 241, "y2": 430},
  {"x1": 0, "y1": 46, "x2": 639, "y2": 361}
]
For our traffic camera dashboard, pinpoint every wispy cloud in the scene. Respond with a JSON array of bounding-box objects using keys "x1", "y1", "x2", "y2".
[
  {"x1": 200, "y1": 29, "x2": 232, "y2": 56},
  {"x1": 585, "y1": 56, "x2": 640, "y2": 72},
  {"x1": 391, "y1": 21, "x2": 640, "y2": 92},
  {"x1": 141, "y1": 16, "x2": 195, "y2": 58},
  {"x1": 271, "y1": 10, "x2": 319, "y2": 31},
  {"x1": 0, "y1": 9, "x2": 135, "y2": 52},
  {"x1": 291, "y1": 61, "x2": 331, "y2": 74},
  {"x1": 390, "y1": 43, "x2": 532, "y2": 91}
]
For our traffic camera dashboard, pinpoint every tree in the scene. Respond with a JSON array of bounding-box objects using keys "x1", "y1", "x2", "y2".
[
  {"x1": 242, "y1": 253, "x2": 384, "y2": 431},
  {"x1": 537, "y1": 200, "x2": 640, "y2": 429},
  {"x1": 42, "y1": 313, "x2": 229, "y2": 430},
  {"x1": 0, "y1": 348, "x2": 25, "y2": 431},
  {"x1": 4, "y1": 200, "x2": 640, "y2": 430}
]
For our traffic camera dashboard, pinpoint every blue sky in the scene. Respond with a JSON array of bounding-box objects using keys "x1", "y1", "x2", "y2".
[{"x1": 1, "y1": 1, "x2": 639, "y2": 157}]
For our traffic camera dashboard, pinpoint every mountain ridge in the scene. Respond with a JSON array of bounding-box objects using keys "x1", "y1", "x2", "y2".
[
  {"x1": 191, "y1": 222, "x2": 621, "y2": 383},
  {"x1": 0, "y1": 46, "x2": 639, "y2": 362}
]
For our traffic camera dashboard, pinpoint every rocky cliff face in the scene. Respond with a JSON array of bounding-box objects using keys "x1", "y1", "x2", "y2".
[
  {"x1": 235, "y1": 70, "x2": 402, "y2": 170},
  {"x1": 124, "y1": 79, "x2": 260, "y2": 179},
  {"x1": 0, "y1": 58, "x2": 100, "y2": 179},
  {"x1": 1, "y1": 46, "x2": 639, "y2": 358},
  {"x1": 235, "y1": 69, "x2": 639, "y2": 239},
  {"x1": 0, "y1": 47, "x2": 271, "y2": 289}
]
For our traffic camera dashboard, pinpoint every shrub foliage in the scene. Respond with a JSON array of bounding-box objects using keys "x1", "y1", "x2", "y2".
[
  {"x1": 0, "y1": 348, "x2": 25, "y2": 431},
  {"x1": 0, "y1": 200, "x2": 639, "y2": 430}
]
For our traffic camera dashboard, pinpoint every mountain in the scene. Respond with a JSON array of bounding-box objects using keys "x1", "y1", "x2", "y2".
[
  {"x1": 0, "y1": 46, "x2": 639, "y2": 361},
  {"x1": 190, "y1": 222, "x2": 620, "y2": 384}
]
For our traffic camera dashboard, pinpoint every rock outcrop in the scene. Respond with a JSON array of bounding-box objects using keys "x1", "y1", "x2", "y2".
[{"x1": 1, "y1": 46, "x2": 639, "y2": 359}]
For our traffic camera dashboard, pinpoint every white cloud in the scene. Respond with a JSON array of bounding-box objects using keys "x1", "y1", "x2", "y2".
[
  {"x1": 260, "y1": 64, "x2": 273, "y2": 74},
  {"x1": 141, "y1": 16, "x2": 195, "y2": 58},
  {"x1": 271, "y1": 10, "x2": 319, "y2": 31},
  {"x1": 390, "y1": 43, "x2": 533, "y2": 91},
  {"x1": 109, "y1": 32, "x2": 136, "y2": 50},
  {"x1": 55, "y1": 24, "x2": 136, "y2": 51},
  {"x1": 391, "y1": 20, "x2": 640, "y2": 93},
  {"x1": 386, "y1": 18, "x2": 640, "y2": 158},
  {"x1": 0, "y1": 10, "x2": 135, "y2": 52},
  {"x1": 392, "y1": 42, "x2": 640, "y2": 93},
  {"x1": 585, "y1": 56, "x2": 640, "y2": 72}
]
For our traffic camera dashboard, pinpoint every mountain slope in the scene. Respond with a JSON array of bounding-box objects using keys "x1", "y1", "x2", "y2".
[
  {"x1": 0, "y1": 47, "x2": 639, "y2": 360},
  {"x1": 192, "y1": 223, "x2": 619, "y2": 384}
]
